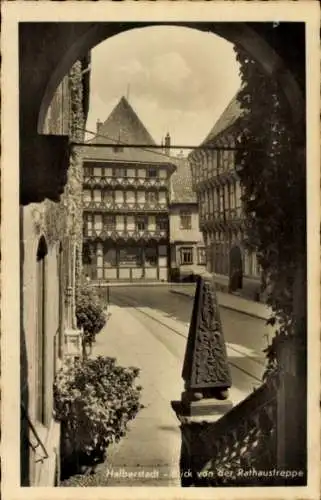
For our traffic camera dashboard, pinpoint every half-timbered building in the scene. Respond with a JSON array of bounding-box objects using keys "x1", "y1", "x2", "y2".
[
  {"x1": 188, "y1": 96, "x2": 261, "y2": 295},
  {"x1": 81, "y1": 97, "x2": 176, "y2": 282}
]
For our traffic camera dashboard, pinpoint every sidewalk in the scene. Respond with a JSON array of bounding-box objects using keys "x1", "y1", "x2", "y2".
[
  {"x1": 88, "y1": 304, "x2": 183, "y2": 486},
  {"x1": 170, "y1": 284, "x2": 271, "y2": 321}
]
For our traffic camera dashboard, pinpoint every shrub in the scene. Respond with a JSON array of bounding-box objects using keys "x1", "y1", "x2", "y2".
[
  {"x1": 234, "y1": 45, "x2": 306, "y2": 378},
  {"x1": 54, "y1": 356, "x2": 143, "y2": 477},
  {"x1": 75, "y1": 285, "x2": 106, "y2": 343}
]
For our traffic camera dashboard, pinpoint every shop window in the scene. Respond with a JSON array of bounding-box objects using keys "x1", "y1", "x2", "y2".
[
  {"x1": 104, "y1": 248, "x2": 117, "y2": 267},
  {"x1": 145, "y1": 246, "x2": 157, "y2": 267},
  {"x1": 180, "y1": 247, "x2": 193, "y2": 265},
  {"x1": 119, "y1": 246, "x2": 142, "y2": 267},
  {"x1": 180, "y1": 210, "x2": 192, "y2": 230}
]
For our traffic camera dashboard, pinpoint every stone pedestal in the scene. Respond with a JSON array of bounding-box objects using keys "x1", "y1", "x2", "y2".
[
  {"x1": 64, "y1": 328, "x2": 83, "y2": 358},
  {"x1": 171, "y1": 275, "x2": 233, "y2": 486}
]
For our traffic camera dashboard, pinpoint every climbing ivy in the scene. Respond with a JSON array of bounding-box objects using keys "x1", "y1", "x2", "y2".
[{"x1": 233, "y1": 48, "x2": 306, "y2": 377}]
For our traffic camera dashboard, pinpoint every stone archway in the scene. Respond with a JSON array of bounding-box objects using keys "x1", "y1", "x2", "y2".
[
  {"x1": 36, "y1": 22, "x2": 304, "y2": 134},
  {"x1": 19, "y1": 22, "x2": 305, "y2": 205}
]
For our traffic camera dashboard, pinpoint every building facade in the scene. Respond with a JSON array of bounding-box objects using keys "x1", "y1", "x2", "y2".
[
  {"x1": 20, "y1": 57, "x2": 90, "y2": 486},
  {"x1": 81, "y1": 97, "x2": 176, "y2": 282},
  {"x1": 189, "y1": 96, "x2": 261, "y2": 295},
  {"x1": 168, "y1": 154, "x2": 206, "y2": 280}
]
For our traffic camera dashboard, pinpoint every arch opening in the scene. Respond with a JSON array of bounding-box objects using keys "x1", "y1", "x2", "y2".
[{"x1": 36, "y1": 22, "x2": 304, "y2": 135}]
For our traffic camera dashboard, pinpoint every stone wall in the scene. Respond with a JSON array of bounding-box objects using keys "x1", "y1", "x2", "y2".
[{"x1": 20, "y1": 59, "x2": 89, "y2": 486}]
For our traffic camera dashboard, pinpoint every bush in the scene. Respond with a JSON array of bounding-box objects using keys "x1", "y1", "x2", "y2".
[
  {"x1": 54, "y1": 356, "x2": 143, "y2": 477},
  {"x1": 75, "y1": 285, "x2": 106, "y2": 343}
]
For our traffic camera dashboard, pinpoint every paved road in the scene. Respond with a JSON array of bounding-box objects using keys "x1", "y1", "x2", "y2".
[
  {"x1": 105, "y1": 285, "x2": 275, "y2": 392},
  {"x1": 73, "y1": 285, "x2": 275, "y2": 486}
]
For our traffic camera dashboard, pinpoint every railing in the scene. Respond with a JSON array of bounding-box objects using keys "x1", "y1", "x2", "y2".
[
  {"x1": 83, "y1": 175, "x2": 168, "y2": 189},
  {"x1": 83, "y1": 201, "x2": 168, "y2": 212},
  {"x1": 199, "y1": 209, "x2": 243, "y2": 231},
  {"x1": 83, "y1": 228, "x2": 168, "y2": 241},
  {"x1": 196, "y1": 169, "x2": 239, "y2": 191},
  {"x1": 179, "y1": 377, "x2": 278, "y2": 486},
  {"x1": 21, "y1": 403, "x2": 49, "y2": 464}
]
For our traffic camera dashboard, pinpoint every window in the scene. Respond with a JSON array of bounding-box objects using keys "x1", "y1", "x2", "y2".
[
  {"x1": 103, "y1": 190, "x2": 113, "y2": 204},
  {"x1": 229, "y1": 182, "x2": 236, "y2": 211},
  {"x1": 136, "y1": 216, "x2": 147, "y2": 231},
  {"x1": 180, "y1": 247, "x2": 193, "y2": 265},
  {"x1": 147, "y1": 168, "x2": 158, "y2": 178},
  {"x1": 93, "y1": 189, "x2": 102, "y2": 203},
  {"x1": 84, "y1": 165, "x2": 93, "y2": 176},
  {"x1": 208, "y1": 190, "x2": 214, "y2": 215},
  {"x1": 217, "y1": 151, "x2": 222, "y2": 174},
  {"x1": 93, "y1": 166, "x2": 101, "y2": 177},
  {"x1": 222, "y1": 150, "x2": 229, "y2": 171},
  {"x1": 84, "y1": 213, "x2": 93, "y2": 236},
  {"x1": 197, "y1": 247, "x2": 206, "y2": 265},
  {"x1": 104, "y1": 215, "x2": 116, "y2": 231},
  {"x1": 219, "y1": 189, "x2": 224, "y2": 216},
  {"x1": 83, "y1": 190, "x2": 92, "y2": 203},
  {"x1": 36, "y1": 237, "x2": 47, "y2": 425},
  {"x1": 180, "y1": 210, "x2": 192, "y2": 230},
  {"x1": 146, "y1": 191, "x2": 158, "y2": 203},
  {"x1": 113, "y1": 167, "x2": 127, "y2": 177},
  {"x1": 156, "y1": 216, "x2": 168, "y2": 231},
  {"x1": 94, "y1": 214, "x2": 103, "y2": 231}
]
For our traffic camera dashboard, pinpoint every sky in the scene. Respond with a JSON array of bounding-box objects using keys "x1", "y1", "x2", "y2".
[{"x1": 86, "y1": 25, "x2": 241, "y2": 153}]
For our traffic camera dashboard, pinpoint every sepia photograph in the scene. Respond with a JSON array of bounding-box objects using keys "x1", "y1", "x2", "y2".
[{"x1": 1, "y1": 1, "x2": 320, "y2": 499}]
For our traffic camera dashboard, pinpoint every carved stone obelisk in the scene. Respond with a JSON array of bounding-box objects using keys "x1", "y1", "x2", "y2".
[{"x1": 178, "y1": 274, "x2": 232, "y2": 416}]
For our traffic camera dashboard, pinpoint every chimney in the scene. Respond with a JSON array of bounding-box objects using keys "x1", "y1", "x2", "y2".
[
  {"x1": 165, "y1": 132, "x2": 171, "y2": 156},
  {"x1": 96, "y1": 119, "x2": 102, "y2": 134}
]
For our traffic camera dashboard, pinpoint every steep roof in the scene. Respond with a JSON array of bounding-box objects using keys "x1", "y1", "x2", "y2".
[
  {"x1": 169, "y1": 157, "x2": 197, "y2": 204},
  {"x1": 92, "y1": 96, "x2": 156, "y2": 146},
  {"x1": 82, "y1": 96, "x2": 175, "y2": 166},
  {"x1": 200, "y1": 95, "x2": 243, "y2": 146}
]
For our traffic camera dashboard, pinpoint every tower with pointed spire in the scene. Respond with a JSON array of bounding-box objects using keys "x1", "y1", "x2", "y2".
[{"x1": 81, "y1": 96, "x2": 177, "y2": 282}]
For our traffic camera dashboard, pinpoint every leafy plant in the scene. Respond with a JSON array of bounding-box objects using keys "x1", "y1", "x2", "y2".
[
  {"x1": 75, "y1": 284, "x2": 106, "y2": 343},
  {"x1": 54, "y1": 356, "x2": 143, "y2": 477},
  {"x1": 233, "y1": 47, "x2": 306, "y2": 377}
]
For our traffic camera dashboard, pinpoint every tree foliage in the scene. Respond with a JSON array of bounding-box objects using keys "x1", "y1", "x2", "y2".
[
  {"x1": 234, "y1": 48, "x2": 306, "y2": 376},
  {"x1": 76, "y1": 285, "x2": 106, "y2": 343},
  {"x1": 54, "y1": 356, "x2": 143, "y2": 479}
]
